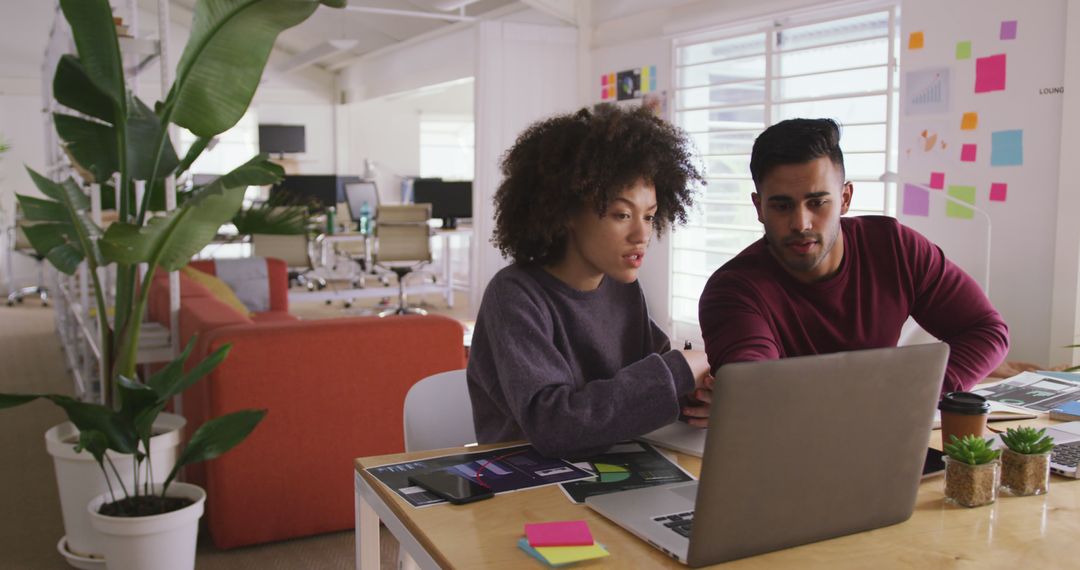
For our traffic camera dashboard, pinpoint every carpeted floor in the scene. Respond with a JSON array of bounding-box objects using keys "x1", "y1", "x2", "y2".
[{"x1": 0, "y1": 288, "x2": 470, "y2": 569}]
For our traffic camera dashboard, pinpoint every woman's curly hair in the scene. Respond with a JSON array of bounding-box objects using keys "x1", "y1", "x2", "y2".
[{"x1": 492, "y1": 104, "x2": 704, "y2": 265}]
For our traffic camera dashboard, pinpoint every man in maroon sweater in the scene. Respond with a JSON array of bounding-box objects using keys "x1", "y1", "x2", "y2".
[{"x1": 698, "y1": 119, "x2": 1008, "y2": 393}]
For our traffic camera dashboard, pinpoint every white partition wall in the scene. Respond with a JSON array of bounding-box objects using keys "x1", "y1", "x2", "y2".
[
  {"x1": 897, "y1": 0, "x2": 1069, "y2": 364},
  {"x1": 471, "y1": 21, "x2": 578, "y2": 316}
]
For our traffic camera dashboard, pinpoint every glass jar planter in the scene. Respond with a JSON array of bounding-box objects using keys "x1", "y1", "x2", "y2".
[
  {"x1": 944, "y1": 457, "x2": 1000, "y2": 507},
  {"x1": 1000, "y1": 449, "x2": 1051, "y2": 496}
]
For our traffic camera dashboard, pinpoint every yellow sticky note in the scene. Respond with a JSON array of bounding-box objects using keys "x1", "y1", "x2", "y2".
[
  {"x1": 909, "y1": 32, "x2": 925, "y2": 50},
  {"x1": 535, "y1": 542, "x2": 611, "y2": 565},
  {"x1": 961, "y1": 112, "x2": 978, "y2": 130}
]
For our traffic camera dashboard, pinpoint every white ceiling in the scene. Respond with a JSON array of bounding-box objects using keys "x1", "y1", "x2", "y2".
[{"x1": 0, "y1": 0, "x2": 695, "y2": 87}]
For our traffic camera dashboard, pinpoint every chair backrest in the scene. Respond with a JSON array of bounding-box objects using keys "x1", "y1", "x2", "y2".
[
  {"x1": 403, "y1": 369, "x2": 476, "y2": 452},
  {"x1": 251, "y1": 233, "x2": 311, "y2": 269},
  {"x1": 345, "y1": 181, "x2": 380, "y2": 220},
  {"x1": 375, "y1": 224, "x2": 431, "y2": 264},
  {"x1": 377, "y1": 203, "x2": 430, "y2": 224}
]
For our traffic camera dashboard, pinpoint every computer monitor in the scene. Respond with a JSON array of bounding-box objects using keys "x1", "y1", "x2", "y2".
[
  {"x1": 268, "y1": 175, "x2": 362, "y2": 212},
  {"x1": 412, "y1": 179, "x2": 472, "y2": 229},
  {"x1": 258, "y1": 124, "x2": 305, "y2": 154},
  {"x1": 345, "y1": 181, "x2": 379, "y2": 221}
]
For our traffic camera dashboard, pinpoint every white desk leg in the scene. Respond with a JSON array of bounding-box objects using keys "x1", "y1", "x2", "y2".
[
  {"x1": 443, "y1": 233, "x2": 453, "y2": 308},
  {"x1": 355, "y1": 476, "x2": 381, "y2": 570}
]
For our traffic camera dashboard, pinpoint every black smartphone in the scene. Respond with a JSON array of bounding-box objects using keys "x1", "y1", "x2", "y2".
[
  {"x1": 408, "y1": 470, "x2": 494, "y2": 505},
  {"x1": 922, "y1": 448, "x2": 946, "y2": 478}
]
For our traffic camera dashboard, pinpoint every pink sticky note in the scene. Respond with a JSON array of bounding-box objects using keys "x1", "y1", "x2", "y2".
[
  {"x1": 929, "y1": 172, "x2": 945, "y2": 189},
  {"x1": 961, "y1": 144, "x2": 977, "y2": 162},
  {"x1": 601, "y1": 75, "x2": 609, "y2": 86},
  {"x1": 526, "y1": 520, "x2": 594, "y2": 547},
  {"x1": 975, "y1": 54, "x2": 1007, "y2": 93},
  {"x1": 990, "y1": 183, "x2": 1007, "y2": 201},
  {"x1": 1000, "y1": 20, "x2": 1017, "y2": 40},
  {"x1": 903, "y1": 184, "x2": 929, "y2": 217}
]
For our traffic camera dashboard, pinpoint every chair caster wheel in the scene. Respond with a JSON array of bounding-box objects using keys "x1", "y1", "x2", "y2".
[
  {"x1": 344, "y1": 302, "x2": 352, "y2": 309},
  {"x1": 325, "y1": 299, "x2": 332, "y2": 305}
]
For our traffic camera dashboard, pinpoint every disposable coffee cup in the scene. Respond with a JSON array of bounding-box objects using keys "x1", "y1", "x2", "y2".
[{"x1": 939, "y1": 391, "x2": 991, "y2": 446}]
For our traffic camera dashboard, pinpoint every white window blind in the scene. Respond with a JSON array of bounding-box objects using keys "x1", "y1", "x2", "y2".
[{"x1": 670, "y1": 6, "x2": 900, "y2": 339}]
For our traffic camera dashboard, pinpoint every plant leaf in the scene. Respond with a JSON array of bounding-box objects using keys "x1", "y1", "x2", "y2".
[
  {"x1": 157, "y1": 344, "x2": 231, "y2": 402},
  {"x1": 168, "y1": 0, "x2": 340, "y2": 137},
  {"x1": 0, "y1": 393, "x2": 137, "y2": 454},
  {"x1": 75, "y1": 429, "x2": 110, "y2": 464},
  {"x1": 54, "y1": 113, "x2": 118, "y2": 184},
  {"x1": 53, "y1": 54, "x2": 115, "y2": 122},
  {"x1": 126, "y1": 95, "x2": 179, "y2": 180},
  {"x1": 174, "y1": 136, "x2": 213, "y2": 177},
  {"x1": 58, "y1": 0, "x2": 124, "y2": 106},
  {"x1": 17, "y1": 172, "x2": 104, "y2": 274},
  {"x1": 117, "y1": 375, "x2": 161, "y2": 445},
  {"x1": 0, "y1": 394, "x2": 41, "y2": 409},
  {"x1": 165, "y1": 409, "x2": 267, "y2": 488},
  {"x1": 100, "y1": 155, "x2": 281, "y2": 269}
]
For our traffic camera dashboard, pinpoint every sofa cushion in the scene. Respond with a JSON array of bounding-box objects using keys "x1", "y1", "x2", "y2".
[{"x1": 181, "y1": 266, "x2": 252, "y2": 317}]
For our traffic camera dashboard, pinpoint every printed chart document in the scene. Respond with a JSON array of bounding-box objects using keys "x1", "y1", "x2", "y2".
[
  {"x1": 365, "y1": 444, "x2": 592, "y2": 508},
  {"x1": 971, "y1": 371, "x2": 1080, "y2": 413},
  {"x1": 559, "y1": 441, "x2": 695, "y2": 504}
]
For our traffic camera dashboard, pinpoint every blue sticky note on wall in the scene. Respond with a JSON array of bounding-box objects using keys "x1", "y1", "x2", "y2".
[{"x1": 991, "y1": 130, "x2": 1023, "y2": 166}]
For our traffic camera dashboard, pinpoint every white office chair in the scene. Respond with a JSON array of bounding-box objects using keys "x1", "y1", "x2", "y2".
[{"x1": 402, "y1": 369, "x2": 476, "y2": 452}]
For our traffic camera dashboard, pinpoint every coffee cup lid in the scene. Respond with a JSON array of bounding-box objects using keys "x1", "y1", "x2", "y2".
[{"x1": 938, "y1": 391, "x2": 991, "y2": 414}]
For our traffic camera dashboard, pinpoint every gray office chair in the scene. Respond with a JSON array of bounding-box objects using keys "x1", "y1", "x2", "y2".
[
  {"x1": 6, "y1": 222, "x2": 49, "y2": 307},
  {"x1": 251, "y1": 232, "x2": 326, "y2": 291},
  {"x1": 373, "y1": 204, "x2": 433, "y2": 317},
  {"x1": 403, "y1": 369, "x2": 476, "y2": 452}
]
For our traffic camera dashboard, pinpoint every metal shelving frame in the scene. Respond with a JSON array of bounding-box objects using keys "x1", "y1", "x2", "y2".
[{"x1": 42, "y1": 0, "x2": 178, "y2": 404}]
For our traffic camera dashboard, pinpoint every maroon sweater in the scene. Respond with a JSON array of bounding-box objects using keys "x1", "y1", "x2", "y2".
[{"x1": 698, "y1": 216, "x2": 1008, "y2": 393}]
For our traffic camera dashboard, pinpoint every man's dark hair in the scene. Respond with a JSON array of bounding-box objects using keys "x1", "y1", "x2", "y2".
[
  {"x1": 492, "y1": 104, "x2": 704, "y2": 265},
  {"x1": 749, "y1": 118, "x2": 845, "y2": 188}
]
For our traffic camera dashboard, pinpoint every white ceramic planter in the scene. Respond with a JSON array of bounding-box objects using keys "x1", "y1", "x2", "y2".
[
  {"x1": 45, "y1": 412, "x2": 186, "y2": 561},
  {"x1": 87, "y1": 483, "x2": 205, "y2": 570}
]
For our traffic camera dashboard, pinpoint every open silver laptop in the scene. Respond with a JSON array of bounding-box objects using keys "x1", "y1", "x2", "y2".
[{"x1": 587, "y1": 343, "x2": 949, "y2": 566}]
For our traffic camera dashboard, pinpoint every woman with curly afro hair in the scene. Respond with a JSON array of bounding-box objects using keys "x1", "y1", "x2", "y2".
[{"x1": 465, "y1": 104, "x2": 714, "y2": 458}]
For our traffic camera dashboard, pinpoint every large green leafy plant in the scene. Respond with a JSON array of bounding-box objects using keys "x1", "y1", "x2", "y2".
[{"x1": 0, "y1": 0, "x2": 343, "y2": 510}]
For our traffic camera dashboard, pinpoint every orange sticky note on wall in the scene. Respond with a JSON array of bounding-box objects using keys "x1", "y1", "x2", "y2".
[
  {"x1": 908, "y1": 32, "x2": 925, "y2": 50},
  {"x1": 961, "y1": 112, "x2": 978, "y2": 130}
]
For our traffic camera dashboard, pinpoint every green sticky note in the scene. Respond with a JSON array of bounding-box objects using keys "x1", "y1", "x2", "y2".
[
  {"x1": 946, "y1": 185, "x2": 976, "y2": 219},
  {"x1": 956, "y1": 41, "x2": 972, "y2": 60}
]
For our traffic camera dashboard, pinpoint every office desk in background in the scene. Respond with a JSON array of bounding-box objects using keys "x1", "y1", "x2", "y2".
[
  {"x1": 294, "y1": 226, "x2": 472, "y2": 307},
  {"x1": 354, "y1": 420, "x2": 1079, "y2": 569}
]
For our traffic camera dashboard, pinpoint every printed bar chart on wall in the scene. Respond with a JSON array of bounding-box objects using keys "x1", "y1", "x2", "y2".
[{"x1": 896, "y1": 0, "x2": 1066, "y2": 365}]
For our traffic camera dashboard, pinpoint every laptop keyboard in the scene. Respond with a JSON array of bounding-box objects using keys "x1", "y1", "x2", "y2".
[
  {"x1": 653, "y1": 511, "x2": 694, "y2": 538},
  {"x1": 1052, "y1": 441, "x2": 1080, "y2": 473}
]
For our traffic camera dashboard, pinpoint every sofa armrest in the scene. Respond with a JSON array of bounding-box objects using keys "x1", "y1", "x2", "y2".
[{"x1": 185, "y1": 314, "x2": 466, "y2": 548}]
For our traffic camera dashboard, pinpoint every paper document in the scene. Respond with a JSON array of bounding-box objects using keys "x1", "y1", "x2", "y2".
[{"x1": 971, "y1": 372, "x2": 1080, "y2": 413}]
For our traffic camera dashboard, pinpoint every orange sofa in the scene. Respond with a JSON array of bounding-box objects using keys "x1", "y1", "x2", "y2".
[{"x1": 148, "y1": 259, "x2": 466, "y2": 548}]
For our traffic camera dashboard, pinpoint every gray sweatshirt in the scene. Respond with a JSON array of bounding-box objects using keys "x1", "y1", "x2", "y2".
[{"x1": 466, "y1": 264, "x2": 695, "y2": 458}]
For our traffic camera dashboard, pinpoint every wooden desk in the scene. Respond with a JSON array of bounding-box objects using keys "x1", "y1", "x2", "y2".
[{"x1": 354, "y1": 419, "x2": 1080, "y2": 569}]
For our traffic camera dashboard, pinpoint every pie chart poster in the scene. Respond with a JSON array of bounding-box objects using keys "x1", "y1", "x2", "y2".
[{"x1": 561, "y1": 442, "x2": 694, "y2": 504}]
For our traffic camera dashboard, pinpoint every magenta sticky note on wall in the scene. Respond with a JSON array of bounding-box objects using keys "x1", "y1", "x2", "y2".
[
  {"x1": 990, "y1": 183, "x2": 1008, "y2": 201},
  {"x1": 961, "y1": 144, "x2": 977, "y2": 162},
  {"x1": 929, "y1": 172, "x2": 945, "y2": 189},
  {"x1": 903, "y1": 184, "x2": 929, "y2": 217},
  {"x1": 1000, "y1": 20, "x2": 1017, "y2": 40},
  {"x1": 526, "y1": 520, "x2": 594, "y2": 547},
  {"x1": 975, "y1": 54, "x2": 1007, "y2": 93}
]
